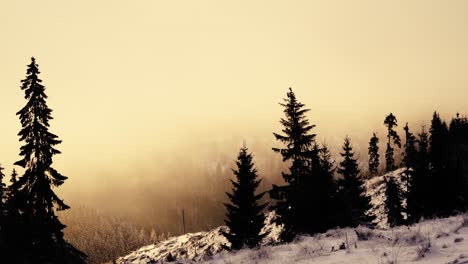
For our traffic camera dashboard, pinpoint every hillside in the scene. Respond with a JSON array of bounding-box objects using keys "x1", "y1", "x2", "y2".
[
  {"x1": 365, "y1": 168, "x2": 407, "y2": 228},
  {"x1": 116, "y1": 212, "x2": 282, "y2": 263},
  {"x1": 116, "y1": 169, "x2": 468, "y2": 264}
]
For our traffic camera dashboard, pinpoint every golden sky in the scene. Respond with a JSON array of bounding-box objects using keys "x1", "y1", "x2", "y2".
[{"x1": 1, "y1": 0, "x2": 468, "y2": 194}]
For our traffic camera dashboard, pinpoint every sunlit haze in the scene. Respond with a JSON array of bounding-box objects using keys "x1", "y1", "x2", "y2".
[{"x1": 1, "y1": 0, "x2": 468, "y2": 220}]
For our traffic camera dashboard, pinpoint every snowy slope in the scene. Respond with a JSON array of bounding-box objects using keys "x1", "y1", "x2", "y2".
[
  {"x1": 116, "y1": 212, "x2": 282, "y2": 263},
  {"x1": 117, "y1": 169, "x2": 468, "y2": 264},
  {"x1": 204, "y1": 214, "x2": 468, "y2": 264},
  {"x1": 117, "y1": 213, "x2": 468, "y2": 264},
  {"x1": 364, "y1": 168, "x2": 407, "y2": 228}
]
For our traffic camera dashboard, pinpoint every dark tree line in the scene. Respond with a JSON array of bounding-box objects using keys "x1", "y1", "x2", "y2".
[
  {"x1": 222, "y1": 145, "x2": 267, "y2": 249},
  {"x1": 2, "y1": 59, "x2": 468, "y2": 258},
  {"x1": 336, "y1": 137, "x2": 375, "y2": 227},
  {"x1": 224, "y1": 88, "x2": 468, "y2": 249},
  {"x1": 222, "y1": 88, "x2": 375, "y2": 247},
  {"x1": 369, "y1": 112, "x2": 468, "y2": 227},
  {"x1": 0, "y1": 58, "x2": 86, "y2": 263}
]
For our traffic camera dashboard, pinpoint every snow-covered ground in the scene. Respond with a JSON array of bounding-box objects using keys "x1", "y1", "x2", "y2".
[
  {"x1": 203, "y1": 215, "x2": 468, "y2": 264},
  {"x1": 117, "y1": 214, "x2": 468, "y2": 264},
  {"x1": 116, "y1": 169, "x2": 468, "y2": 264},
  {"x1": 116, "y1": 214, "x2": 468, "y2": 264},
  {"x1": 116, "y1": 212, "x2": 283, "y2": 263},
  {"x1": 365, "y1": 168, "x2": 407, "y2": 228}
]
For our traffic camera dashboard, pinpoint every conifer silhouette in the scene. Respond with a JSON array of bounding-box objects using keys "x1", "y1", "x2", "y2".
[
  {"x1": 407, "y1": 127, "x2": 432, "y2": 221},
  {"x1": 429, "y1": 111, "x2": 452, "y2": 215},
  {"x1": 7, "y1": 57, "x2": 86, "y2": 263},
  {"x1": 368, "y1": 133, "x2": 380, "y2": 176},
  {"x1": 384, "y1": 113, "x2": 401, "y2": 172},
  {"x1": 429, "y1": 112, "x2": 448, "y2": 170},
  {"x1": 0, "y1": 164, "x2": 5, "y2": 216},
  {"x1": 6, "y1": 169, "x2": 20, "y2": 217},
  {"x1": 384, "y1": 177, "x2": 404, "y2": 227},
  {"x1": 222, "y1": 145, "x2": 267, "y2": 250},
  {"x1": 9, "y1": 169, "x2": 17, "y2": 190},
  {"x1": 270, "y1": 88, "x2": 336, "y2": 241},
  {"x1": 401, "y1": 123, "x2": 417, "y2": 222},
  {"x1": 337, "y1": 137, "x2": 375, "y2": 227},
  {"x1": 447, "y1": 114, "x2": 468, "y2": 211},
  {"x1": 319, "y1": 143, "x2": 335, "y2": 178},
  {"x1": 308, "y1": 143, "x2": 338, "y2": 231},
  {"x1": 0, "y1": 164, "x2": 5, "y2": 248},
  {"x1": 270, "y1": 88, "x2": 316, "y2": 241}
]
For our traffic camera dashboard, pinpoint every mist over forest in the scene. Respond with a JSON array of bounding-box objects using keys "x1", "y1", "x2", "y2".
[
  {"x1": 55, "y1": 112, "x2": 439, "y2": 263},
  {"x1": 3, "y1": 1, "x2": 468, "y2": 263}
]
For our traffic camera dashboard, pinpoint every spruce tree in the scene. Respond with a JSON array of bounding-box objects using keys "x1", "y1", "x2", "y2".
[
  {"x1": 6, "y1": 169, "x2": 19, "y2": 218},
  {"x1": 447, "y1": 114, "x2": 468, "y2": 211},
  {"x1": 307, "y1": 143, "x2": 338, "y2": 231},
  {"x1": 407, "y1": 128, "x2": 432, "y2": 220},
  {"x1": 402, "y1": 123, "x2": 417, "y2": 169},
  {"x1": 384, "y1": 113, "x2": 401, "y2": 172},
  {"x1": 8, "y1": 57, "x2": 86, "y2": 263},
  {"x1": 429, "y1": 111, "x2": 452, "y2": 215},
  {"x1": 9, "y1": 169, "x2": 17, "y2": 190},
  {"x1": 429, "y1": 111, "x2": 449, "y2": 171},
  {"x1": 401, "y1": 123, "x2": 417, "y2": 223},
  {"x1": 0, "y1": 165, "x2": 5, "y2": 239},
  {"x1": 337, "y1": 137, "x2": 375, "y2": 227},
  {"x1": 319, "y1": 143, "x2": 335, "y2": 178},
  {"x1": 270, "y1": 88, "x2": 328, "y2": 241},
  {"x1": 223, "y1": 145, "x2": 267, "y2": 250},
  {"x1": 0, "y1": 164, "x2": 5, "y2": 216},
  {"x1": 3, "y1": 168, "x2": 21, "y2": 258},
  {"x1": 6, "y1": 169, "x2": 19, "y2": 217},
  {"x1": 384, "y1": 177, "x2": 404, "y2": 227},
  {"x1": 368, "y1": 133, "x2": 380, "y2": 177}
]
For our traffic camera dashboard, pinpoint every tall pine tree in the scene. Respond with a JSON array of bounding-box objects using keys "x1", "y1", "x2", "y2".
[
  {"x1": 407, "y1": 128, "x2": 432, "y2": 221},
  {"x1": 384, "y1": 176, "x2": 404, "y2": 227},
  {"x1": 384, "y1": 113, "x2": 401, "y2": 172},
  {"x1": 0, "y1": 164, "x2": 5, "y2": 216},
  {"x1": 223, "y1": 145, "x2": 267, "y2": 250},
  {"x1": 270, "y1": 88, "x2": 335, "y2": 241},
  {"x1": 337, "y1": 137, "x2": 375, "y2": 227},
  {"x1": 401, "y1": 123, "x2": 417, "y2": 223},
  {"x1": 6, "y1": 169, "x2": 19, "y2": 217},
  {"x1": 429, "y1": 111, "x2": 452, "y2": 215},
  {"x1": 8, "y1": 57, "x2": 86, "y2": 263},
  {"x1": 319, "y1": 143, "x2": 335, "y2": 178},
  {"x1": 368, "y1": 133, "x2": 380, "y2": 177},
  {"x1": 3, "y1": 168, "x2": 22, "y2": 257},
  {"x1": 307, "y1": 143, "x2": 338, "y2": 231},
  {"x1": 447, "y1": 114, "x2": 468, "y2": 211},
  {"x1": 429, "y1": 112, "x2": 448, "y2": 172},
  {"x1": 0, "y1": 164, "x2": 6, "y2": 249}
]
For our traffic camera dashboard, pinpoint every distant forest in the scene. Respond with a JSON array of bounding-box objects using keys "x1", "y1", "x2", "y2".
[{"x1": 1, "y1": 58, "x2": 468, "y2": 263}]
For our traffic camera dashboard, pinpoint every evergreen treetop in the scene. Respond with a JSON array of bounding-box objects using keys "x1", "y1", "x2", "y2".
[
  {"x1": 403, "y1": 123, "x2": 417, "y2": 168},
  {"x1": 384, "y1": 176, "x2": 404, "y2": 227},
  {"x1": 270, "y1": 88, "x2": 317, "y2": 242},
  {"x1": 338, "y1": 137, "x2": 359, "y2": 180},
  {"x1": 223, "y1": 145, "x2": 267, "y2": 250},
  {"x1": 270, "y1": 88, "x2": 336, "y2": 241},
  {"x1": 401, "y1": 123, "x2": 417, "y2": 223},
  {"x1": 0, "y1": 164, "x2": 5, "y2": 212},
  {"x1": 337, "y1": 137, "x2": 375, "y2": 226},
  {"x1": 272, "y1": 88, "x2": 316, "y2": 181},
  {"x1": 384, "y1": 113, "x2": 401, "y2": 172},
  {"x1": 429, "y1": 111, "x2": 449, "y2": 167},
  {"x1": 319, "y1": 143, "x2": 335, "y2": 177},
  {"x1": 368, "y1": 133, "x2": 380, "y2": 177},
  {"x1": 8, "y1": 57, "x2": 86, "y2": 263}
]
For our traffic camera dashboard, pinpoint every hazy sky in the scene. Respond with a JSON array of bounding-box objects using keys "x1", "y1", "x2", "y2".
[{"x1": 1, "y1": 1, "x2": 468, "y2": 195}]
